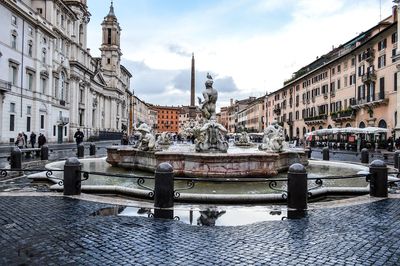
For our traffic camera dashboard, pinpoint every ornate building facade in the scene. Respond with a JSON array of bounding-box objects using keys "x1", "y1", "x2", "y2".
[{"x1": 0, "y1": 0, "x2": 132, "y2": 143}]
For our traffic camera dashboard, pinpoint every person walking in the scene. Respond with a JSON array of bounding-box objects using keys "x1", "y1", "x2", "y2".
[
  {"x1": 22, "y1": 132, "x2": 28, "y2": 148},
  {"x1": 29, "y1": 132, "x2": 36, "y2": 148},
  {"x1": 74, "y1": 128, "x2": 84, "y2": 146},
  {"x1": 15, "y1": 132, "x2": 25, "y2": 149},
  {"x1": 38, "y1": 133, "x2": 46, "y2": 148}
]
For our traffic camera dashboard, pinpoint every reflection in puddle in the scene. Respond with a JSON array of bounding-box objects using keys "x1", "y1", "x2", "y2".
[{"x1": 116, "y1": 207, "x2": 288, "y2": 226}]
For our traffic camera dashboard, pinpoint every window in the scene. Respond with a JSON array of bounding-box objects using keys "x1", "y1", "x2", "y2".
[
  {"x1": 11, "y1": 32, "x2": 17, "y2": 49},
  {"x1": 10, "y1": 103, "x2": 15, "y2": 113},
  {"x1": 79, "y1": 88, "x2": 84, "y2": 103},
  {"x1": 349, "y1": 74, "x2": 356, "y2": 86},
  {"x1": 37, "y1": 8, "x2": 43, "y2": 15},
  {"x1": 28, "y1": 41, "x2": 33, "y2": 56},
  {"x1": 344, "y1": 76, "x2": 348, "y2": 87},
  {"x1": 40, "y1": 77, "x2": 47, "y2": 94},
  {"x1": 395, "y1": 72, "x2": 398, "y2": 92},
  {"x1": 53, "y1": 125, "x2": 56, "y2": 136},
  {"x1": 10, "y1": 65, "x2": 18, "y2": 85},
  {"x1": 337, "y1": 79, "x2": 341, "y2": 90},
  {"x1": 378, "y1": 55, "x2": 386, "y2": 68},
  {"x1": 26, "y1": 117, "x2": 31, "y2": 132},
  {"x1": 28, "y1": 26, "x2": 33, "y2": 36},
  {"x1": 27, "y1": 106, "x2": 31, "y2": 115},
  {"x1": 40, "y1": 115, "x2": 45, "y2": 129},
  {"x1": 11, "y1": 15, "x2": 17, "y2": 26},
  {"x1": 42, "y1": 49, "x2": 46, "y2": 63},
  {"x1": 337, "y1": 65, "x2": 341, "y2": 73},
  {"x1": 378, "y1": 39, "x2": 387, "y2": 51},
  {"x1": 64, "y1": 126, "x2": 67, "y2": 136},
  {"x1": 10, "y1": 115, "x2": 15, "y2": 131},
  {"x1": 60, "y1": 72, "x2": 65, "y2": 100},
  {"x1": 107, "y1": 28, "x2": 112, "y2": 44},
  {"x1": 331, "y1": 68, "x2": 335, "y2": 75},
  {"x1": 351, "y1": 58, "x2": 355, "y2": 66},
  {"x1": 107, "y1": 58, "x2": 111, "y2": 64},
  {"x1": 26, "y1": 72, "x2": 34, "y2": 91},
  {"x1": 392, "y1": 32, "x2": 398, "y2": 44}
]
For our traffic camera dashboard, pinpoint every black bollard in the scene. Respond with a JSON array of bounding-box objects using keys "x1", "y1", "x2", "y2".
[
  {"x1": 394, "y1": 151, "x2": 400, "y2": 169},
  {"x1": 287, "y1": 163, "x2": 308, "y2": 212},
  {"x1": 361, "y1": 148, "x2": 369, "y2": 164},
  {"x1": 322, "y1": 147, "x2": 330, "y2": 161},
  {"x1": 63, "y1": 157, "x2": 82, "y2": 195},
  {"x1": 41, "y1": 145, "x2": 49, "y2": 160},
  {"x1": 154, "y1": 162, "x2": 174, "y2": 219},
  {"x1": 89, "y1": 143, "x2": 96, "y2": 156},
  {"x1": 10, "y1": 147, "x2": 22, "y2": 169},
  {"x1": 369, "y1": 160, "x2": 388, "y2": 198},
  {"x1": 77, "y1": 143, "x2": 84, "y2": 158}
]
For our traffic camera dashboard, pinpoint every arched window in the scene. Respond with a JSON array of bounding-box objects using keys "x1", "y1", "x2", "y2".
[
  {"x1": 319, "y1": 126, "x2": 323, "y2": 130},
  {"x1": 311, "y1": 126, "x2": 315, "y2": 131},
  {"x1": 359, "y1": 121, "x2": 366, "y2": 128},
  {"x1": 378, "y1": 119, "x2": 387, "y2": 128},
  {"x1": 327, "y1": 125, "x2": 332, "y2": 129},
  {"x1": 346, "y1": 123, "x2": 352, "y2": 127}
]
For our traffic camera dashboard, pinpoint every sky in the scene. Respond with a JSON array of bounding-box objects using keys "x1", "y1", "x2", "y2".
[{"x1": 86, "y1": 0, "x2": 394, "y2": 111}]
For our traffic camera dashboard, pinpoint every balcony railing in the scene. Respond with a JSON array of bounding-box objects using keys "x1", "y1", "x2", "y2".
[
  {"x1": 361, "y1": 71, "x2": 377, "y2": 83},
  {"x1": 350, "y1": 91, "x2": 386, "y2": 107},
  {"x1": 304, "y1": 114, "x2": 328, "y2": 124},
  {"x1": 331, "y1": 109, "x2": 355, "y2": 121},
  {"x1": 0, "y1": 79, "x2": 12, "y2": 92}
]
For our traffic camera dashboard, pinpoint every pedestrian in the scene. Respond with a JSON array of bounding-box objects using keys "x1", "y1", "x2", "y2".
[
  {"x1": 29, "y1": 132, "x2": 36, "y2": 148},
  {"x1": 15, "y1": 132, "x2": 25, "y2": 149},
  {"x1": 22, "y1": 132, "x2": 28, "y2": 148},
  {"x1": 74, "y1": 128, "x2": 84, "y2": 146},
  {"x1": 121, "y1": 133, "x2": 129, "y2": 145},
  {"x1": 38, "y1": 133, "x2": 46, "y2": 148}
]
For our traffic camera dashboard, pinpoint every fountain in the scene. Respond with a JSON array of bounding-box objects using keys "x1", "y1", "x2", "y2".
[{"x1": 106, "y1": 74, "x2": 308, "y2": 178}]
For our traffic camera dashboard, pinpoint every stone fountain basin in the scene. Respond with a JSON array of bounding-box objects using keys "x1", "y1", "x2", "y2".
[{"x1": 106, "y1": 145, "x2": 308, "y2": 178}]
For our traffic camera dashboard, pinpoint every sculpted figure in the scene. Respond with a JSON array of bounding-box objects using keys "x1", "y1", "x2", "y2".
[
  {"x1": 259, "y1": 122, "x2": 285, "y2": 152},
  {"x1": 234, "y1": 132, "x2": 252, "y2": 146},
  {"x1": 135, "y1": 123, "x2": 156, "y2": 151},
  {"x1": 198, "y1": 73, "x2": 218, "y2": 120}
]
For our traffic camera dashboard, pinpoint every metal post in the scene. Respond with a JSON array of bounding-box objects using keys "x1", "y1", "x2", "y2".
[
  {"x1": 322, "y1": 147, "x2": 329, "y2": 161},
  {"x1": 63, "y1": 157, "x2": 82, "y2": 195},
  {"x1": 361, "y1": 148, "x2": 369, "y2": 164},
  {"x1": 369, "y1": 160, "x2": 388, "y2": 198},
  {"x1": 154, "y1": 162, "x2": 174, "y2": 219},
  {"x1": 10, "y1": 147, "x2": 22, "y2": 169},
  {"x1": 40, "y1": 145, "x2": 49, "y2": 160},
  {"x1": 394, "y1": 150, "x2": 400, "y2": 169},
  {"x1": 287, "y1": 163, "x2": 308, "y2": 211},
  {"x1": 89, "y1": 143, "x2": 96, "y2": 156},
  {"x1": 77, "y1": 143, "x2": 84, "y2": 158}
]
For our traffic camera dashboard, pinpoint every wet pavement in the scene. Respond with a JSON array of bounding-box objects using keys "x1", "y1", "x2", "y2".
[
  {"x1": 1, "y1": 144, "x2": 400, "y2": 265},
  {"x1": 0, "y1": 195, "x2": 400, "y2": 265}
]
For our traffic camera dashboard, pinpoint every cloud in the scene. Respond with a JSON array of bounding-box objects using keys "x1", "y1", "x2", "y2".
[{"x1": 167, "y1": 44, "x2": 192, "y2": 57}]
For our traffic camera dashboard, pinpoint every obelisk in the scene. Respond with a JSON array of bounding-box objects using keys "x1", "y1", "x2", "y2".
[{"x1": 189, "y1": 53, "x2": 196, "y2": 118}]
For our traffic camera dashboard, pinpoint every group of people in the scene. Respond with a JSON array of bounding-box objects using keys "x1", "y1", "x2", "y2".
[{"x1": 15, "y1": 132, "x2": 46, "y2": 149}]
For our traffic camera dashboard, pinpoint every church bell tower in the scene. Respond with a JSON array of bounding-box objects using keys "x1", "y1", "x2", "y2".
[{"x1": 100, "y1": 1, "x2": 122, "y2": 73}]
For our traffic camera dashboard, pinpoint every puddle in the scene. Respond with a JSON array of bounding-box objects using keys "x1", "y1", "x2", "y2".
[{"x1": 90, "y1": 206, "x2": 297, "y2": 226}]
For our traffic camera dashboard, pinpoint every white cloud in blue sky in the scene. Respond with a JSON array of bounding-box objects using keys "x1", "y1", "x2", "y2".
[{"x1": 87, "y1": 0, "x2": 394, "y2": 110}]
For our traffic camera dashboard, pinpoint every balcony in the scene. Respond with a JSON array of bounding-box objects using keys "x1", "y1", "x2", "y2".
[
  {"x1": 361, "y1": 71, "x2": 377, "y2": 84},
  {"x1": 350, "y1": 91, "x2": 388, "y2": 109},
  {"x1": 58, "y1": 116, "x2": 69, "y2": 125},
  {"x1": 304, "y1": 114, "x2": 328, "y2": 125},
  {"x1": 273, "y1": 108, "x2": 281, "y2": 115},
  {"x1": 0, "y1": 79, "x2": 12, "y2": 92},
  {"x1": 331, "y1": 109, "x2": 355, "y2": 122}
]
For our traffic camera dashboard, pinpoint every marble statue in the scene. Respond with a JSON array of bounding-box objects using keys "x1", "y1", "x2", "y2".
[
  {"x1": 198, "y1": 73, "x2": 218, "y2": 120},
  {"x1": 135, "y1": 123, "x2": 156, "y2": 151},
  {"x1": 234, "y1": 132, "x2": 252, "y2": 146},
  {"x1": 156, "y1": 132, "x2": 172, "y2": 146},
  {"x1": 195, "y1": 73, "x2": 229, "y2": 153},
  {"x1": 258, "y1": 122, "x2": 286, "y2": 152}
]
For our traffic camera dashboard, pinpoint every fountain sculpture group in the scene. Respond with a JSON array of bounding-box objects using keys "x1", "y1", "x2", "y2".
[{"x1": 106, "y1": 74, "x2": 307, "y2": 178}]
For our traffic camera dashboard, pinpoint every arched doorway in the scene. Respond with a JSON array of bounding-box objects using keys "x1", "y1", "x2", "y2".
[
  {"x1": 311, "y1": 126, "x2": 315, "y2": 131},
  {"x1": 378, "y1": 119, "x2": 387, "y2": 129},
  {"x1": 327, "y1": 125, "x2": 332, "y2": 129},
  {"x1": 319, "y1": 126, "x2": 323, "y2": 130}
]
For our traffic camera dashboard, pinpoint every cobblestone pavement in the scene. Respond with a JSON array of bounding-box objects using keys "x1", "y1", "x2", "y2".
[{"x1": 1, "y1": 196, "x2": 400, "y2": 265}]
